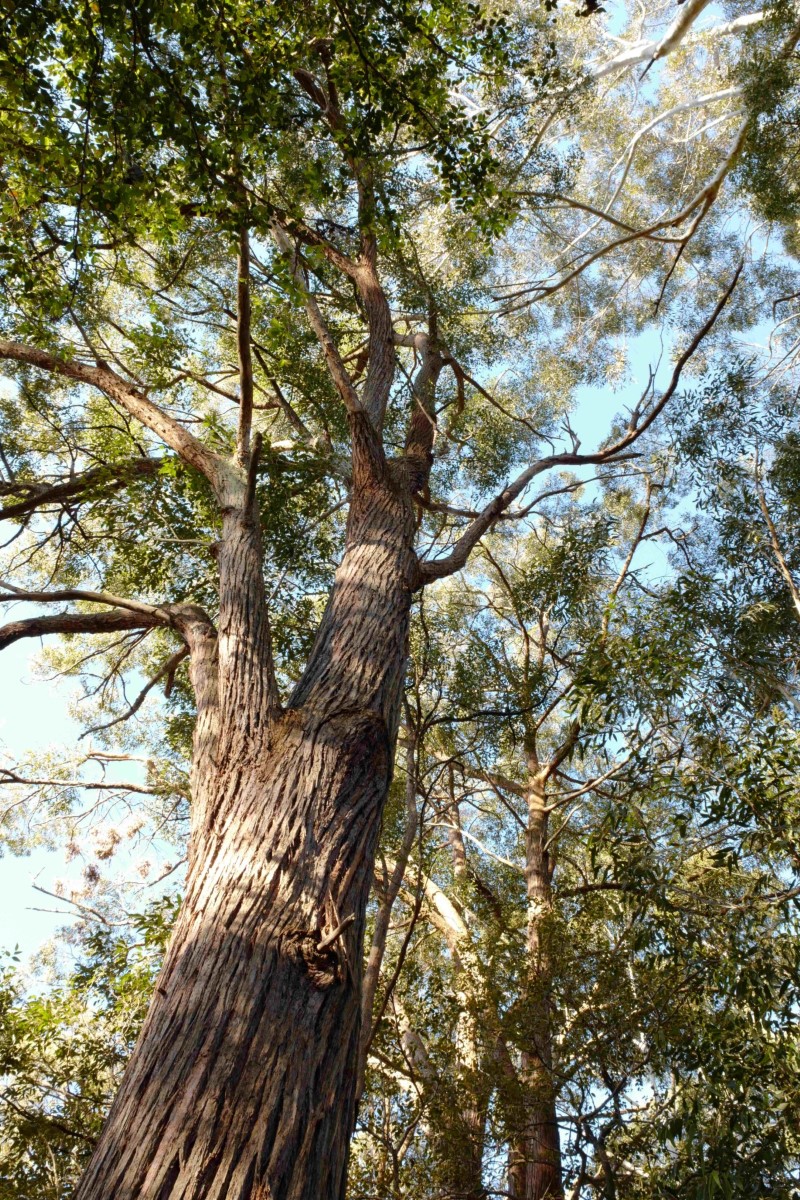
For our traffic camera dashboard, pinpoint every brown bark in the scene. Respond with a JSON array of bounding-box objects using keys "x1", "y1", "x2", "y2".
[
  {"x1": 0, "y1": 455, "x2": 163, "y2": 522},
  {"x1": 75, "y1": 707, "x2": 391, "y2": 1200},
  {"x1": 508, "y1": 770, "x2": 564, "y2": 1200},
  {"x1": 73, "y1": 412, "x2": 421, "y2": 1200}
]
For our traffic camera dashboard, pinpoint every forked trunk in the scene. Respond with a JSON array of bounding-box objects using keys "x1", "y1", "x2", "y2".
[{"x1": 75, "y1": 416, "x2": 421, "y2": 1200}]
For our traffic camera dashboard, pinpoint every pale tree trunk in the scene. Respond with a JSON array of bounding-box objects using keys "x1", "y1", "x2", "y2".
[
  {"x1": 444, "y1": 785, "x2": 489, "y2": 1200},
  {"x1": 74, "y1": 414, "x2": 423, "y2": 1200},
  {"x1": 508, "y1": 769, "x2": 564, "y2": 1200},
  {"x1": 356, "y1": 728, "x2": 419, "y2": 1102},
  {"x1": 399, "y1": 861, "x2": 489, "y2": 1200},
  {"x1": 356, "y1": 765, "x2": 489, "y2": 1200}
]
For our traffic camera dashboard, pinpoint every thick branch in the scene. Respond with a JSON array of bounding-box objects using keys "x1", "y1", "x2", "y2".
[
  {"x1": 272, "y1": 209, "x2": 360, "y2": 281},
  {"x1": 236, "y1": 228, "x2": 255, "y2": 467},
  {"x1": 358, "y1": 257, "x2": 396, "y2": 433},
  {"x1": 0, "y1": 457, "x2": 164, "y2": 522},
  {"x1": 0, "y1": 581, "x2": 175, "y2": 623},
  {"x1": 0, "y1": 340, "x2": 229, "y2": 498},
  {"x1": 398, "y1": 330, "x2": 445, "y2": 489},
  {"x1": 593, "y1": 0, "x2": 732, "y2": 78},
  {"x1": 0, "y1": 607, "x2": 165, "y2": 652}
]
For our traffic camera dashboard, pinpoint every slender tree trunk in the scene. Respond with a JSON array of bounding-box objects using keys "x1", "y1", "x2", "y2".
[
  {"x1": 398, "y1": 1012, "x2": 488, "y2": 1200},
  {"x1": 508, "y1": 772, "x2": 564, "y2": 1200},
  {"x1": 403, "y1": 848, "x2": 489, "y2": 1200},
  {"x1": 356, "y1": 730, "x2": 419, "y2": 1102},
  {"x1": 444, "y1": 787, "x2": 488, "y2": 1200},
  {"x1": 74, "y1": 415, "x2": 421, "y2": 1200}
]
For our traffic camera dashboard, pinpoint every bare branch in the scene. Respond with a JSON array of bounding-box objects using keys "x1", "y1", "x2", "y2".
[
  {"x1": 0, "y1": 769, "x2": 162, "y2": 796},
  {"x1": 0, "y1": 580, "x2": 175, "y2": 623},
  {"x1": 755, "y1": 472, "x2": 800, "y2": 622},
  {"x1": 80, "y1": 646, "x2": 190, "y2": 738},
  {"x1": 420, "y1": 262, "x2": 742, "y2": 583},
  {"x1": 592, "y1": 0, "x2": 754, "y2": 79}
]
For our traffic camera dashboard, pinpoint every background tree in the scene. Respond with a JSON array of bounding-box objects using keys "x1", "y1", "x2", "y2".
[{"x1": 351, "y1": 453, "x2": 800, "y2": 1199}]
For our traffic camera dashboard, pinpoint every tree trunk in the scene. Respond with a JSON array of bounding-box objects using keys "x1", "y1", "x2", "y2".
[
  {"x1": 403, "y1": 861, "x2": 489, "y2": 1200},
  {"x1": 74, "y1": 414, "x2": 421, "y2": 1200},
  {"x1": 508, "y1": 774, "x2": 564, "y2": 1200},
  {"x1": 398, "y1": 1017, "x2": 489, "y2": 1200}
]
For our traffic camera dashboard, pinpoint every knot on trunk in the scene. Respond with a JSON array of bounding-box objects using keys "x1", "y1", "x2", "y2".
[{"x1": 284, "y1": 930, "x2": 342, "y2": 989}]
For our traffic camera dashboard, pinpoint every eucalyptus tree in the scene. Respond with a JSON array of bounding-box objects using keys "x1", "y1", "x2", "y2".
[
  {"x1": 352, "y1": 470, "x2": 677, "y2": 1200},
  {"x1": 0, "y1": 0, "x2": 795, "y2": 1197},
  {"x1": 351, "y1": 464, "x2": 800, "y2": 1200}
]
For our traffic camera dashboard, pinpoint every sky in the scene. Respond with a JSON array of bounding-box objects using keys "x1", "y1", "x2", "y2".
[
  {"x1": 0, "y1": 629, "x2": 181, "y2": 971},
  {"x1": 0, "y1": 327, "x2": 672, "y2": 967},
  {"x1": 0, "y1": 636, "x2": 82, "y2": 961}
]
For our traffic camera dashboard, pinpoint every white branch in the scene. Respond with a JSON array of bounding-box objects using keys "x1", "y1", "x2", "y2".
[{"x1": 593, "y1": 4, "x2": 766, "y2": 79}]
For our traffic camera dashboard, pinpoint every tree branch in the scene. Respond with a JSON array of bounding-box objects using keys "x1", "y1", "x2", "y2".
[
  {"x1": 236, "y1": 227, "x2": 255, "y2": 467},
  {"x1": 80, "y1": 646, "x2": 190, "y2": 738},
  {"x1": 271, "y1": 225, "x2": 363, "y2": 415},
  {"x1": 0, "y1": 769, "x2": 162, "y2": 796},
  {"x1": 0, "y1": 607, "x2": 165, "y2": 652},
  {"x1": 0, "y1": 340, "x2": 229, "y2": 498},
  {"x1": 420, "y1": 262, "x2": 742, "y2": 583},
  {"x1": 0, "y1": 457, "x2": 164, "y2": 523},
  {"x1": 755, "y1": 473, "x2": 800, "y2": 622},
  {"x1": 0, "y1": 581, "x2": 175, "y2": 623},
  {"x1": 593, "y1": 0, "x2": 726, "y2": 79}
]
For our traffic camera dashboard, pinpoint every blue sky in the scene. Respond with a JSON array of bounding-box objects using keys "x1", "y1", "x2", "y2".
[
  {"x1": 0, "y1": 297, "x2": 760, "y2": 969},
  {"x1": 0, "y1": 637, "x2": 82, "y2": 960}
]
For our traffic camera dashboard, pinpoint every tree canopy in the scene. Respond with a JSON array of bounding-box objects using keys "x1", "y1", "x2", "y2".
[{"x1": 0, "y1": 0, "x2": 799, "y2": 1196}]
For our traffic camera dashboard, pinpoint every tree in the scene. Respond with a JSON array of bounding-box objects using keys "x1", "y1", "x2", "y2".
[
  {"x1": 0, "y1": 900, "x2": 176, "y2": 1200},
  {"x1": 0, "y1": 0, "x2": 796, "y2": 1197},
  {"x1": 351, "y1": 453, "x2": 800, "y2": 1200}
]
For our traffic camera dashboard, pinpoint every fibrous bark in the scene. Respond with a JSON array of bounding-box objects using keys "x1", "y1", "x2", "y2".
[{"x1": 73, "y1": 412, "x2": 421, "y2": 1200}]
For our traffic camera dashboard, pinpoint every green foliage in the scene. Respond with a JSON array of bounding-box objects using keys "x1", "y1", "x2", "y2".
[
  {"x1": 0, "y1": 897, "x2": 178, "y2": 1200},
  {"x1": 1, "y1": 0, "x2": 800, "y2": 1193}
]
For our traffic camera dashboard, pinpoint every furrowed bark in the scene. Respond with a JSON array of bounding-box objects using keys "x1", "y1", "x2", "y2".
[
  {"x1": 74, "y1": 396, "x2": 423, "y2": 1200},
  {"x1": 74, "y1": 703, "x2": 392, "y2": 1200},
  {"x1": 57, "y1": 176, "x2": 450, "y2": 1198},
  {"x1": 291, "y1": 411, "x2": 418, "y2": 735},
  {"x1": 214, "y1": 496, "x2": 281, "y2": 764},
  {"x1": 358, "y1": 253, "x2": 396, "y2": 434}
]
